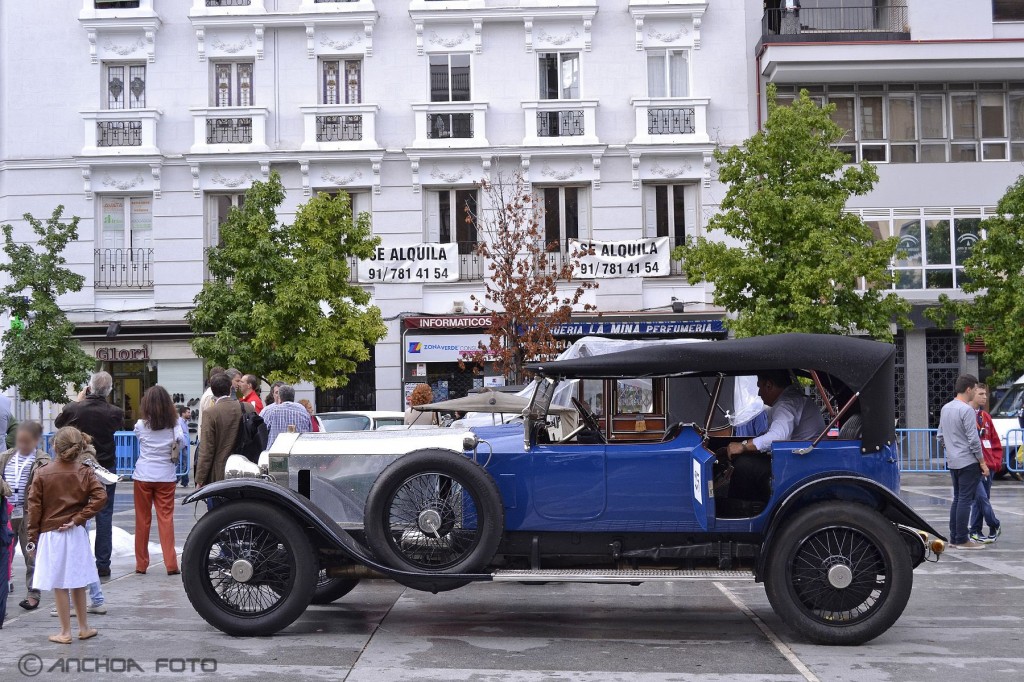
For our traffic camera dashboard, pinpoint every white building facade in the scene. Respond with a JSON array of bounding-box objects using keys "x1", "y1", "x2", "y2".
[{"x1": 0, "y1": 0, "x2": 1021, "y2": 428}]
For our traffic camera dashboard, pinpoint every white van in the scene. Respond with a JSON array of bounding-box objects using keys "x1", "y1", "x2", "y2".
[{"x1": 990, "y1": 374, "x2": 1024, "y2": 468}]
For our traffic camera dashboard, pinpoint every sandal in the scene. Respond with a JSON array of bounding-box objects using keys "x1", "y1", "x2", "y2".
[
  {"x1": 78, "y1": 628, "x2": 98, "y2": 641},
  {"x1": 48, "y1": 634, "x2": 72, "y2": 645},
  {"x1": 20, "y1": 598, "x2": 40, "y2": 610}
]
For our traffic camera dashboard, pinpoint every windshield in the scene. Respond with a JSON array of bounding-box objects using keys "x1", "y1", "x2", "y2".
[
  {"x1": 318, "y1": 414, "x2": 372, "y2": 432},
  {"x1": 992, "y1": 385, "x2": 1024, "y2": 419}
]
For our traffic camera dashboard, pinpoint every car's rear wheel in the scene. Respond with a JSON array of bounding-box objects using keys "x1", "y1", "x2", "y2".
[
  {"x1": 364, "y1": 449, "x2": 503, "y2": 580},
  {"x1": 311, "y1": 570, "x2": 360, "y2": 604},
  {"x1": 182, "y1": 501, "x2": 317, "y2": 636},
  {"x1": 764, "y1": 501, "x2": 913, "y2": 646}
]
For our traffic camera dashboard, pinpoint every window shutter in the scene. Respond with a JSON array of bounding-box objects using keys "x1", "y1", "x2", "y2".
[
  {"x1": 683, "y1": 185, "x2": 699, "y2": 238},
  {"x1": 107, "y1": 65, "x2": 125, "y2": 110},
  {"x1": 322, "y1": 60, "x2": 340, "y2": 105},
  {"x1": 643, "y1": 184, "x2": 658, "y2": 239},
  {"x1": 129, "y1": 197, "x2": 153, "y2": 250},
  {"x1": 128, "y1": 65, "x2": 146, "y2": 108},
  {"x1": 576, "y1": 186, "x2": 591, "y2": 240},
  {"x1": 646, "y1": 53, "x2": 666, "y2": 98},
  {"x1": 344, "y1": 60, "x2": 361, "y2": 105},
  {"x1": 669, "y1": 51, "x2": 688, "y2": 98},
  {"x1": 351, "y1": 191, "x2": 370, "y2": 219},
  {"x1": 425, "y1": 191, "x2": 441, "y2": 242}
]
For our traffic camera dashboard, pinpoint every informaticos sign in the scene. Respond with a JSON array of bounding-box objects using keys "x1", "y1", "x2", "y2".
[
  {"x1": 359, "y1": 243, "x2": 460, "y2": 283},
  {"x1": 404, "y1": 333, "x2": 490, "y2": 363},
  {"x1": 572, "y1": 237, "x2": 671, "y2": 279}
]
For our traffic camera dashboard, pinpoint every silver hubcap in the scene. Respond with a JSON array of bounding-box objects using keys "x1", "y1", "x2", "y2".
[
  {"x1": 231, "y1": 559, "x2": 255, "y2": 583},
  {"x1": 827, "y1": 564, "x2": 854, "y2": 589},
  {"x1": 418, "y1": 509, "x2": 442, "y2": 534}
]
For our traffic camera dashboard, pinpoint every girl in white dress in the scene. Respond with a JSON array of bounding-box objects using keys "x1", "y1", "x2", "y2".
[{"x1": 26, "y1": 427, "x2": 107, "y2": 644}]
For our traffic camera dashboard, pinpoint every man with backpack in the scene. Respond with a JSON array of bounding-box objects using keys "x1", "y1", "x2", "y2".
[
  {"x1": 259, "y1": 385, "x2": 312, "y2": 449},
  {"x1": 195, "y1": 374, "x2": 253, "y2": 508}
]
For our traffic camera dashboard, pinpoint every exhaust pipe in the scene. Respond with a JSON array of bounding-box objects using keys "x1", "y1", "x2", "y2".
[{"x1": 326, "y1": 565, "x2": 389, "y2": 580}]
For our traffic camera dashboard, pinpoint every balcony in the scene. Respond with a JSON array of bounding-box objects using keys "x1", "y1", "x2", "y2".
[
  {"x1": 630, "y1": 98, "x2": 709, "y2": 145},
  {"x1": 81, "y1": 109, "x2": 160, "y2": 156},
  {"x1": 300, "y1": 104, "x2": 379, "y2": 151},
  {"x1": 95, "y1": 248, "x2": 154, "y2": 289},
  {"x1": 190, "y1": 107, "x2": 269, "y2": 153},
  {"x1": 412, "y1": 102, "x2": 489, "y2": 148},
  {"x1": 760, "y1": 5, "x2": 910, "y2": 45},
  {"x1": 522, "y1": 100, "x2": 599, "y2": 147}
]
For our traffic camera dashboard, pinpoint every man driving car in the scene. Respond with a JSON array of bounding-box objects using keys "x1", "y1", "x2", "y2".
[{"x1": 723, "y1": 370, "x2": 825, "y2": 500}]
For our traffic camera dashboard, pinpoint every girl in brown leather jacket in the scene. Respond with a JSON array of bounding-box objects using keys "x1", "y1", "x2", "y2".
[{"x1": 25, "y1": 427, "x2": 107, "y2": 644}]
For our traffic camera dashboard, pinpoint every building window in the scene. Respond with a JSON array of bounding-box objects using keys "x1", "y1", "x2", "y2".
[
  {"x1": 538, "y1": 52, "x2": 580, "y2": 100},
  {"x1": 321, "y1": 58, "x2": 361, "y2": 105},
  {"x1": 647, "y1": 50, "x2": 689, "y2": 98},
  {"x1": 100, "y1": 195, "x2": 152, "y2": 251},
  {"x1": 314, "y1": 188, "x2": 371, "y2": 218},
  {"x1": 206, "y1": 193, "x2": 245, "y2": 248},
  {"x1": 866, "y1": 213, "x2": 983, "y2": 290},
  {"x1": 212, "y1": 62, "x2": 254, "y2": 107},
  {"x1": 538, "y1": 186, "x2": 589, "y2": 252},
  {"x1": 96, "y1": 196, "x2": 153, "y2": 289},
  {"x1": 993, "y1": 1, "x2": 1024, "y2": 21},
  {"x1": 643, "y1": 184, "x2": 693, "y2": 245},
  {"x1": 429, "y1": 53, "x2": 471, "y2": 102},
  {"x1": 106, "y1": 64, "x2": 146, "y2": 109},
  {"x1": 780, "y1": 82, "x2": 1024, "y2": 163},
  {"x1": 426, "y1": 189, "x2": 477, "y2": 254}
]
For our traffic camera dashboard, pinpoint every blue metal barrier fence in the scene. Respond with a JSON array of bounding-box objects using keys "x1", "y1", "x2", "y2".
[
  {"x1": 895, "y1": 428, "x2": 945, "y2": 473},
  {"x1": 43, "y1": 430, "x2": 190, "y2": 479},
  {"x1": 1005, "y1": 428, "x2": 1024, "y2": 473}
]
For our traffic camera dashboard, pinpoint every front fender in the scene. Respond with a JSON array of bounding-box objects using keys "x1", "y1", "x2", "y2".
[
  {"x1": 184, "y1": 479, "x2": 491, "y2": 591},
  {"x1": 754, "y1": 474, "x2": 946, "y2": 581}
]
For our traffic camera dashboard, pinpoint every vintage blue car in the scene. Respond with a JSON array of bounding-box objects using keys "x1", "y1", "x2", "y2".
[{"x1": 181, "y1": 333, "x2": 946, "y2": 645}]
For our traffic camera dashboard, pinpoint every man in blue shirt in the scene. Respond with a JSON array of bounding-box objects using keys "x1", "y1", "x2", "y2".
[{"x1": 260, "y1": 385, "x2": 312, "y2": 448}]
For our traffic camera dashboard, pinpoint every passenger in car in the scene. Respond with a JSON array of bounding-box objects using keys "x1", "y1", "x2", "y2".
[{"x1": 723, "y1": 371, "x2": 826, "y2": 501}]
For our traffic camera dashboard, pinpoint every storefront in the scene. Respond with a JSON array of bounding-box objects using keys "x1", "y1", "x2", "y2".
[
  {"x1": 550, "y1": 316, "x2": 728, "y2": 344},
  {"x1": 401, "y1": 315, "x2": 502, "y2": 406},
  {"x1": 75, "y1": 324, "x2": 205, "y2": 429}
]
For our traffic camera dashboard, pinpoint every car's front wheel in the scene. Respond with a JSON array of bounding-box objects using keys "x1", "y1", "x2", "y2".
[
  {"x1": 764, "y1": 501, "x2": 913, "y2": 646},
  {"x1": 182, "y1": 501, "x2": 317, "y2": 636},
  {"x1": 364, "y1": 449, "x2": 504, "y2": 580}
]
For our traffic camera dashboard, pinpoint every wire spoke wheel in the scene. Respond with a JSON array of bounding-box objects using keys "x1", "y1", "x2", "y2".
[
  {"x1": 385, "y1": 472, "x2": 482, "y2": 570},
  {"x1": 788, "y1": 526, "x2": 890, "y2": 624},
  {"x1": 204, "y1": 521, "x2": 295, "y2": 617}
]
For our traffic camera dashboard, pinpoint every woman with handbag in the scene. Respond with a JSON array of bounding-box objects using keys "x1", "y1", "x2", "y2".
[{"x1": 132, "y1": 386, "x2": 186, "y2": 575}]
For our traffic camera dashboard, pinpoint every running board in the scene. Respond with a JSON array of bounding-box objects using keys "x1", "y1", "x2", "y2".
[{"x1": 491, "y1": 569, "x2": 754, "y2": 583}]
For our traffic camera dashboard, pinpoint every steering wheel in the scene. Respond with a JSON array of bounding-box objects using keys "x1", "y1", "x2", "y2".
[{"x1": 572, "y1": 397, "x2": 603, "y2": 434}]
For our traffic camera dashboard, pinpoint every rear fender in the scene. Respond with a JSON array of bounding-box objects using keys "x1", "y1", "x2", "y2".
[
  {"x1": 184, "y1": 479, "x2": 490, "y2": 591},
  {"x1": 754, "y1": 475, "x2": 946, "y2": 581}
]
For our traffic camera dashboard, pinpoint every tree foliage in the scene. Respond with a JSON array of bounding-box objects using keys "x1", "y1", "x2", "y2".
[
  {"x1": 929, "y1": 174, "x2": 1024, "y2": 381},
  {"x1": 187, "y1": 172, "x2": 386, "y2": 387},
  {"x1": 470, "y1": 172, "x2": 596, "y2": 381},
  {"x1": 0, "y1": 207, "x2": 95, "y2": 403},
  {"x1": 676, "y1": 85, "x2": 909, "y2": 340}
]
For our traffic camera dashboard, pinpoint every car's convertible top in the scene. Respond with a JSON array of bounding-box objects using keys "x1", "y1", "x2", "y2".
[{"x1": 528, "y1": 333, "x2": 896, "y2": 451}]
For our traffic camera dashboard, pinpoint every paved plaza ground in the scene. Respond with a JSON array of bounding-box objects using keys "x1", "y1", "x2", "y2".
[{"x1": 2, "y1": 473, "x2": 1023, "y2": 681}]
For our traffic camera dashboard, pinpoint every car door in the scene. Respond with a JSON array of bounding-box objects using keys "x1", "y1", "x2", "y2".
[{"x1": 529, "y1": 441, "x2": 607, "y2": 521}]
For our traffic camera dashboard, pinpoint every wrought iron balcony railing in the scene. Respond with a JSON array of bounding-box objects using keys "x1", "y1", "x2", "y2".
[
  {"x1": 648, "y1": 107, "x2": 696, "y2": 135},
  {"x1": 95, "y1": 248, "x2": 154, "y2": 289},
  {"x1": 206, "y1": 0, "x2": 251, "y2": 7},
  {"x1": 97, "y1": 120, "x2": 143, "y2": 147},
  {"x1": 316, "y1": 115, "x2": 362, "y2": 142},
  {"x1": 206, "y1": 117, "x2": 253, "y2": 144},
  {"x1": 537, "y1": 110, "x2": 585, "y2": 138}
]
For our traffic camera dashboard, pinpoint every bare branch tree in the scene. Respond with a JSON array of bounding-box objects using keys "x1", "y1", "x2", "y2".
[{"x1": 466, "y1": 170, "x2": 596, "y2": 383}]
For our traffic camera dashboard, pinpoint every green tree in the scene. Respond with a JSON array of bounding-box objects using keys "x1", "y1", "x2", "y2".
[
  {"x1": 187, "y1": 172, "x2": 386, "y2": 387},
  {"x1": 676, "y1": 85, "x2": 909, "y2": 340},
  {"x1": 929, "y1": 175, "x2": 1024, "y2": 381},
  {"x1": 0, "y1": 207, "x2": 96, "y2": 415}
]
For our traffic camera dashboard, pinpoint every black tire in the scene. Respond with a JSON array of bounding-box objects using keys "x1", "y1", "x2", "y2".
[
  {"x1": 311, "y1": 570, "x2": 360, "y2": 604},
  {"x1": 764, "y1": 501, "x2": 913, "y2": 646},
  {"x1": 182, "y1": 501, "x2": 317, "y2": 636},
  {"x1": 364, "y1": 449, "x2": 504, "y2": 576}
]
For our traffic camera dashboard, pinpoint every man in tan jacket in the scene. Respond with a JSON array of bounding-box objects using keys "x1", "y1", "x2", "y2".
[{"x1": 195, "y1": 374, "x2": 249, "y2": 507}]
